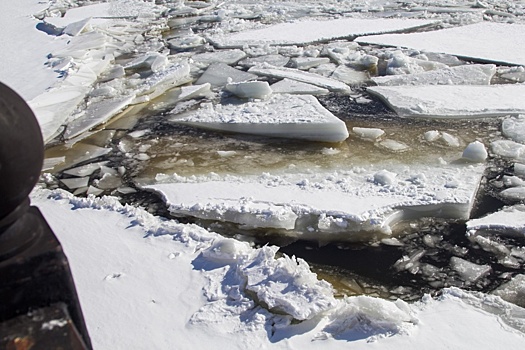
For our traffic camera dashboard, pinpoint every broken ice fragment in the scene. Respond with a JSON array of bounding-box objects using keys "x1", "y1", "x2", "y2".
[
  {"x1": 502, "y1": 115, "x2": 525, "y2": 144},
  {"x1": 192, "y1": 49, "x2": 247, "y2": 67},
  {"x1": 462, "y1": 141, "x2": 487, "y2": 163},
  {"x1": 270, "y1": 79, "x2": 329, "y2": 96},
  {"x1": 330, "y1": 66, "x2": 369, "y2": 85},
  {"x1": 450, "y1": 256, "x2": 491, "y2": 283},
  {"x1": 490, "y1": 140, "x2": 525, "y2": 161},
  {"x1": 373, "y1": 170, "x2": 397, "y2": 186},
  {"x1": 63, "y1": 161, "x2": 108, "y2": 177},
  {"x1": 63, "y1": 17, "x2": 92, "y2": 37},
  {"x1": 238, "y1": 54, "x2": 289, "y2": 68},
  {"x1": 249, "y1": 65, "x2": 351, "y2": 93},
  {"x1": 167, "y1": 35, "x2": 206, "y2": 50},
  {"x1": 352, "y1": 127, "x2": 385, "y2": 141},
  {"x1": 225, "y1": 81, "x2": 272, "y2": 99},
  {"x1": 124, "y1": 52, "x2": 168, "y2": 73},
  {"x1": 61, "y1": 176, "x2": 90, "y2": 190},
  {"x1": 196, "y1": 63, "x2": 258, "y2": 88},
  {"x1": 379, "y1": 139, "x2": 409, "y2": 152},
  {"x1": 491, "y1": 275, "x2": 525, "y2": 308},
  {"x1": 132, "y1": 61, "x2": 192, "y2": 103},
  {"x1": 290, "y1": 57, "x2": 330, "y2": 70},
  {"x1": 172, "y1": 94, "x2": 349, "y2": 142}
]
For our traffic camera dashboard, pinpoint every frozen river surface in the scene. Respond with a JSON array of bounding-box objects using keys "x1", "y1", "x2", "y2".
[{"x1": 3, "y1": 0, "x2": 525, "y2": 348}]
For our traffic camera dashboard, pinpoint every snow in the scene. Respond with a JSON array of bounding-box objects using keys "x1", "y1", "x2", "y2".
[
  {"x1": 356, "y1": 22, "x2": 525, "y2": 66},
  {"x1": 172, "y1": 94, "x2": 350, "y2": 142},
  {"x1": 30, "y1": 188, "x2": 525, "y2": 349},
  {"x1": 367, "y1": 85, "x2": 525, "y2": 118},
  {"x1": 209, "y1": 18, "x2": 437, "y2": 48}
]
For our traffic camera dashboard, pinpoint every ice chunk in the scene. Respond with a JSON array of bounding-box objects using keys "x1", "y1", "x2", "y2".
[
  {"x1": 210, "y1": 18, "x2": 436, "y2": 48},
  {"x1": 502, "y1": 115, "x2": 525, "y2": 144},
  {"x1": 385, "y1": 50, "x2": 447, "y2": 75},
  {"x1": 379, "y1": 139, "x2": 409, "y2": 152},
  {"x1": 29, "y1": 85, "x2": 90, "y2": 143},
  {"x1": 64, "y1": 95, "x2": 135, "y2": 140},
  {"x1": 167, "y1": 35, "x2": 206, "y2": 50},
  {"x1": 132, "y1": 61, "x2": 192, "y2": 103},
  {"x1": 290, "y1": 57, "x2": 330, "y2": 70},
  {"x1": 492, "y1": 275, "x2": 525, "y2": 308},
  {"x1": 42, "y1": 157, "x2": 66, "y2": 171},
  {"x1": 450, "y1": 257, "x2": 491, "y2": 283},
  {"x1": 61, "y1": 176, "x2": 90, "y2": 190},
  {"x1": 225, "y1": 81, "x2": 272, "y2": 99},
  {"x1": 63, "y1": 18, "x2": 92, "y2": 37},
  {"x1": 500, "y1": 187, "x2": 525, "y2": 201},
  {"x1": 192, "y1": 49, "x2": 247, "y2": 67},
  {"x1": 63, "y1": 161, "x2": 108, "y2": 177},
  {"x1": 330, "y1": 65, "x2": 369, "y2": 85},
  {"x1": 441, "y1": 132, "x2": 460, "y2": 147},
  {"x1": 249, "y1": 65, "x2": 351, "y2": 93},
  {"x1": 196, "y1": 63, "x2": 258, "y2": 88},
  {"x1": 357, "y1": 22, "x2": 525, "y2": 67},
  {"x1": 367, "y1": 85, "x2": 525, "y2": 118},
  {"x1": 515, "y1": 163, "x2": 525, "y2": 178},
  {"x1": 124, "y1": 52, "x2": 168, "y2": 73},
  {"x1": 352, "y1": 127, "x2": 384, "y2": 141},
  {"x1": 373, "y1": 170, "x2": 397, "y2": 186},
  {"x1": 490, "y1": 140, "x2": 525, "y2": 161},
  {"x1": 462, "y1": 141, "x2": 488, "y2": 163},
  {"x1": 372, "y1": 64, "x2": 496, "y2": 86},
  {"x1": 270, "y1": 78, "x2": 329, "y2": 96},
  {"x1": 172, "y1": 94, "x2": 349, "y2": 142},
  {"x1": 424, "y1": 130, "x2": 440, "y2": 142},
  {"x1": 238, "y1": 54, "x2": 289, "y2": 68},
  {"x1": 52, "y1": 31, "x2": 107, "y2": 59}
]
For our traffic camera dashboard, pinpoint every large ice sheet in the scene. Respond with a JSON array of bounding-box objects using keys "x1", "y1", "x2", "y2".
[
  {"x1": 356, "y1": 22, "x2": 525, "y2": 66},
  {"x1": 147, "y1": 163, "x2": 484, "y2": 239},
  {"x1": 367, "y1": 84, "x2": 525, "y2": 118},
  {"x1": 209, "y1": 18, "x2": 436, "y2": 48},
  {"x1": 171, "y1": 94, "x2": 349, "y2": 142}
]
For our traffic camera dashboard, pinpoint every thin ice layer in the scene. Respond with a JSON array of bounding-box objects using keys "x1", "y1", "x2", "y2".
[
  {"x1": 172, "y1": 94, "x2": 349, "y2": 142},
  {"x1": 356, "y1": 22, "x2": 525, "y2": 66},
  {"x1": 209, "y1": 18, "x2": 436, "y2": 48},
  {"x1": 146, "y1": 163, "x2": 484, "y2": 239},
  {"x1": 367, "y1": 85, "x2": 525, "y2": 118}
]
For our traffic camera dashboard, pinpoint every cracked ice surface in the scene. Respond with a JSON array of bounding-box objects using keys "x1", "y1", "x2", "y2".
[{"x1": 209, "y1": 18, "x2": 437, "y2": 48}]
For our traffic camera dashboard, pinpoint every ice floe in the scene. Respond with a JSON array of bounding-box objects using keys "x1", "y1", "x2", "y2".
[
  {"x1": 209, "y1": 18, "x2": 437, "y2": 48},
  {"x1": 171, "y1": 94, "x2": 349, "y2": 142},
  {"x1": 372, "y1": 64, "x2": 496, "y2": 86},
  {"x1": 502, "y1": 115, "x2": 525, "y2": 144},
  {"x1": 147, "y1": 163, "x2": 484, "y2": 239},
  {"x1": 367, "y1": 85, "x2": 525, "y2": 118},
  {"x1": 356, "y1": 22, "x2": 525, "y2": 66},
  {"x1": 468, "y1": 205, "x2": 525, "y2": 236},
  {"x1": 270, "y1": 79, "x2": 329, "y2": 96},
  {"x1": 225, "y1": 81, "x2": 272, "y2": 99},
  {"x1": 196, "y1": 62, "x2": 258, "y2": 87}
]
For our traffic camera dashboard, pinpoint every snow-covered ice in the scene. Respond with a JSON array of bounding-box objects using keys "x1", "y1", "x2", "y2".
[
  {"x1": 172, "y1": 94, "x2": 349, "y2": 142},
  {"x1": 209, "y1": 18, "x2": 437, "y2": 48},
  {"x1": 368, "y1": 85, "x2": 525, "y2": 118},
  {"x1": 357, "y1": 22, "x2": 525, "y2": 66}
]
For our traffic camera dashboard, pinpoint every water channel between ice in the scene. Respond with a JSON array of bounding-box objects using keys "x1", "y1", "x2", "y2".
[{"x1": 43, "y1": 85, "x2": 520, "y2": 302}]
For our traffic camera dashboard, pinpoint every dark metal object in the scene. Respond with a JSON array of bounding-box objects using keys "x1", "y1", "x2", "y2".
[{"x1": 0, "y1": 82, "x2": 92, "y2": 348}]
